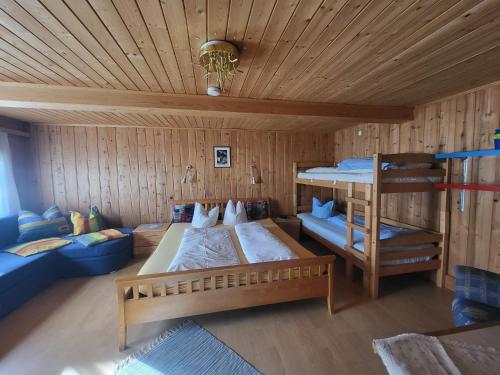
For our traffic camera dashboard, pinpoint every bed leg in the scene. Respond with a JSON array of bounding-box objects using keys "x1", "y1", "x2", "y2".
[
  {"x1": 363, "y1": 270, "x2": 370, "y2": 296},
  {"x1": 119, "y1": 324, "x2": 127, "y2": 352},
  {"x1": 346, "y1": 256, "x2": 353, "y2": 281},
  {"x1": 327, "y1": 263, "x2": 335, "y2": 315}
]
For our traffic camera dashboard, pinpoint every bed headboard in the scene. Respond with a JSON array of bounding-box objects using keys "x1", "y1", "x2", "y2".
[{"x1": 167, "y1": 197, "x2": 271, "y2": 220}]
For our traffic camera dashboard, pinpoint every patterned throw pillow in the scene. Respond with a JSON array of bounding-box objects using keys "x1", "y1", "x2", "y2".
[
  {"x1": 75, "y1": 229, "x2": 126, "y2": 247},
  {"x1": 7, "y1": 238, "x2": 72, "y2": 257},
  {"x1": 70, "y1": 206, "x2": 107, "y2": 235},
  {"x1": 171, "y1": 204, "x2": 195, "y2": 223},
  {"x1": 18, "y1": 206, "x2": 71, "y2": 242},
  {"x1": 244, "y1": 200, "x2": 269, "y2": 220}
]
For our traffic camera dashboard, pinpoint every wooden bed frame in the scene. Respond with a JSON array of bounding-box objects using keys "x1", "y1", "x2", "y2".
[
  {"x1": 116, "y1": 197, "x2": 335, "y2": 351},
  {"x1": 293, "y1": 153, "x2": 451, "y2": 299}
]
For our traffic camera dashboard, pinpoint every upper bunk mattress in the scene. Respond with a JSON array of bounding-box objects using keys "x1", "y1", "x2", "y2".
[
  {"x1": 297, "y1": 212, "x2": 435, "y2": 266},
  {"x1": 297, "y1": 169, "x2": 441, "y2": 184}
]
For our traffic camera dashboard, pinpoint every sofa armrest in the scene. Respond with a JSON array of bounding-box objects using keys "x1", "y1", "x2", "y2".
[
  {"x1": 0, "y1": 215, "x2": 19, "y2": 249},
  {"x1": 455, "y1": 265, "x2": 500, "y2": 309}
]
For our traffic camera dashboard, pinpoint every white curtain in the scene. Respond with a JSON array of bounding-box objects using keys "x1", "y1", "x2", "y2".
[{"x1": 0, "y1": 132, "x2": 21, "y2": 217}]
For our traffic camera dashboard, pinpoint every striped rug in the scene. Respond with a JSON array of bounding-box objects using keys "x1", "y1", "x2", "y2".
[{"x1": 116, "y1": 320, "x2": 261, "y2": 375}]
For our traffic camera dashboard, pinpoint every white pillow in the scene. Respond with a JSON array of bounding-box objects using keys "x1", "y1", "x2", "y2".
[
  {"x1": 223, "y1": 200, "x2": 248, "y2": 226},
  {"x1": 192, "y1": 203, "x2": 219, "y2": 228}
]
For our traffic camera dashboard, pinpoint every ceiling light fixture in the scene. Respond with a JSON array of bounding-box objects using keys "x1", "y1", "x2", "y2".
[{"x1": 199, "y1": 40, "x2": 239, "y2": 97}]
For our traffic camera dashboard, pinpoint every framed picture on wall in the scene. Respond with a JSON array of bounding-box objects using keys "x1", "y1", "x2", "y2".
[{"x1": 214, "y1": 146, "x2": 231, "y2": 168}]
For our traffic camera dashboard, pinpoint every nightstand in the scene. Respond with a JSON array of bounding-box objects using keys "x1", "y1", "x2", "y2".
[
  {"x1": 133, "y1": 223, "x2": 169, "y2": 258},
  {"x1": 273, "y1": 216, "x2": 301, "y2": 241}
]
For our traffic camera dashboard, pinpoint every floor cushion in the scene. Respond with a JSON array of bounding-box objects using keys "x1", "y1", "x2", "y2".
[{"x1": 452, "y1": 297, "x2": 500, "y2": 326}]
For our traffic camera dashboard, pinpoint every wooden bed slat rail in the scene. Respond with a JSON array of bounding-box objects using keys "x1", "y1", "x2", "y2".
[
  {"x1": 380, "y1": 233, "x2": 442, "y2": 247},
  {"x1": 381, "y1": 153, "x2": 439, "y2": 164},
  {"x1": 379, "y1": 260, "x2": 441, "y2": 277},
  {"x1": 381, "y1": 169, "x2": 445, "y2": 178},
  {"x1": 117, "y1": 254, "x2": 335, "y2": 350},
  {"x1": 380, "y1": 247, "x2": 442, "y2": 261},
  {"x1": 381, "y1": 183, "x2": 441, "y2": 193}
]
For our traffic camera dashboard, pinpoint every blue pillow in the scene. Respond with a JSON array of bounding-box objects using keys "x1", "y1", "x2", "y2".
[
  {"x1": 312, "y1": 197, "x2": 334, "y2": 219},
  {"x1": 18, "y1": 206, "x2": 71, "y2": 242},
  {"x1": 337, "y1": 158, "x2": 391, "y2": 171}
]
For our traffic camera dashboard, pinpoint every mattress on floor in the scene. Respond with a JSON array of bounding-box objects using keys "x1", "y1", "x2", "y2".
[
  {"x1": 297, "y1": 212, "x2": 435, "y2": 266},
  {"x1": 297, "y1": 170, "x2": 441, "y2": 184}
]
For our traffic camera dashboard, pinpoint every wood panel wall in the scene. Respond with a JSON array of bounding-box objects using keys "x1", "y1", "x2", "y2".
[
  {"x1": 334, "y1": 84, "x2": 500, "y2": 280},
  {"x1": 30, "y1": 126, "x2": 335, "y2": 227}
]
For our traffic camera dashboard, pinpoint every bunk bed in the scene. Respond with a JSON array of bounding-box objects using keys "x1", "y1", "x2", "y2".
[
  {"x1": 115, "y1": 198, "x2": 335, "y2": 350},
  {"x1": 293, "y1": 153, "x2": 451, "y2": 299}
]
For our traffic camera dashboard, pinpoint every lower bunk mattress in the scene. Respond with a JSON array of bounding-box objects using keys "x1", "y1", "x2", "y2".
[{"x1": 297, "y1": 212, "x2": 435, "y2": 266}]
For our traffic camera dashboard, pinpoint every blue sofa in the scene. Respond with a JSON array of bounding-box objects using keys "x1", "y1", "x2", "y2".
[
  {"x1": 452, "y1": 265, "x2": 500, "y2": 326},
  {"x1": 0, "y1": 215, "x2": 133, "y2": 318}
]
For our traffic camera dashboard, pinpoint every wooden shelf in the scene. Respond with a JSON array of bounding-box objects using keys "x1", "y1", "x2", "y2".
[
  {"x1": 435, "y1": 149, "x2": 500, "y2": 159},
  {"x1": 434, "y1": 183, "x2": 500, "y2": 192}
]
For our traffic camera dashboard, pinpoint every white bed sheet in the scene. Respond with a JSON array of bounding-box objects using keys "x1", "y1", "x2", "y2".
[
  {"x1": 297, "y1": 170, "x2": 441, "y2": 184},
  {"x1": 297, "y1": 212, "x2": 434, "y2": 266},
  {"x1": 167, "y1": 227, "x2": 240, "y2": 272},
  {"x1": 235, "y1": 221, "x2": 298, "y2": 263}
]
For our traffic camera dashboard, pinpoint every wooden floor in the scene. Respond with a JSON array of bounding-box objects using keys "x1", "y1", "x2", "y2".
[{"x1": 0, "y1": 239, "x2": 454, "y2": 375}]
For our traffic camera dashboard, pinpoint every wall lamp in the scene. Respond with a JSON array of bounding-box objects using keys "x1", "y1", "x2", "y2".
[{"x1": 181, "y1": 164, "x2": 193, "y2": 184}]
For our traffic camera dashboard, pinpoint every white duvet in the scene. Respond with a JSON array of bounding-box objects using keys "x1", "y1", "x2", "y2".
[
  {"x1": 235, "y1": 222, "x2": 298, "y2": 263},
  {"x1": 167, "y1": 227, "x2": 240, "y2": 272}
]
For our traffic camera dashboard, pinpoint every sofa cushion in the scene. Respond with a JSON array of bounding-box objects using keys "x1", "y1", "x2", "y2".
[
  {"x1": 18, "y1": 208, "x2": 71, "y2": 242},
  {"x1": 452, "y1": 297, "x2": 500, "y2": 326},
  {"x1": 0, "y1": 215, "x2": 19, "y2": 249}
]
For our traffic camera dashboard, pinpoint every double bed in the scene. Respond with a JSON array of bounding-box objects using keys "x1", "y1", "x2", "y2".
[{"x1": 116, "y1": 198, "x2": 335, "y2": 350}]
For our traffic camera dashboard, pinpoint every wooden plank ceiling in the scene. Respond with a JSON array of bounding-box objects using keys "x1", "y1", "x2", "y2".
[{"x1": 0, "y1": 0, "x2": 499, "y2": 130}]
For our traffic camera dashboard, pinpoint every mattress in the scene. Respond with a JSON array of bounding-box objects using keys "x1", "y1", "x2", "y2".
[
  {"x1": 297, "y1": 212, "x2": 435, "y2": 266},
  {"x1": 138, "y1": 218, "x2": 314, "y2": 277},
  {"x1": 297, "y1": 170, "x2": 441, "y2": 184}
]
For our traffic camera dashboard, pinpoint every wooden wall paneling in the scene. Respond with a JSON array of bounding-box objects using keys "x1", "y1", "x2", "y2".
[
  {"x1": 144, "y1": 128, "x2": 157, "y2": 222},
  {"x1": 86, "y1": 127, "x2": 102, "y2": 214},
  {"x1": 30, "y1": 125, "x2": 334, "y2": 225},
  {"x1": 153, "y1": 128, "x2": 166, "y2": 223},
  {"x1": 194, "y1": 129, "x2": 206, "y2": 199},
  {"x1": 60, "y1": 126, "x2": 78, "y2": 211},
  {"x1": 48, "y1": 126, "x2": 67, "y2": 210},
  {"x1": 115, "y1": 127, "x2": 133, "y2": 226},
  {"x1": 97, "y1": 127, "x2": 120, "y2": 226},
  {"x1": 126, "y1": 127, "x2": 141, "y2": 226},
  {"x1": 136, "y1": 128, "x2": 149, "y2": 224}
]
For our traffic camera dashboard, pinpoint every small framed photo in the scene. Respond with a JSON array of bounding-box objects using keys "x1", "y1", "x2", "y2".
[{"x1": 214, "y1": 146, "x2": 231, "y2": 168}]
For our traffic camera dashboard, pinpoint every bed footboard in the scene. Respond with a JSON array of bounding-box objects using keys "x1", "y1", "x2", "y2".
[{"x1": 116, "y1": 255, "x2": 335, "y2": 350}]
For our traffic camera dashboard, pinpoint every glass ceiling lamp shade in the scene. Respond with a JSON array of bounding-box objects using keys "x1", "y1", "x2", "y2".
[{"x1": 199, "y1": 40, "x2": 239, "y2": 96}]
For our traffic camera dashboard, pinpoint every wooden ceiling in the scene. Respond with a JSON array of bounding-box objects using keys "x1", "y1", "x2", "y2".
[{"x1": 0, "y1": 0, "x2": 499, "y2": 129}]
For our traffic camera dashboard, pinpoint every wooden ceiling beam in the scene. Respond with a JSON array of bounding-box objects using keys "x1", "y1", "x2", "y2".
[{"x1": 0, "y1": 82, "x2": 414, "y2": 123}]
